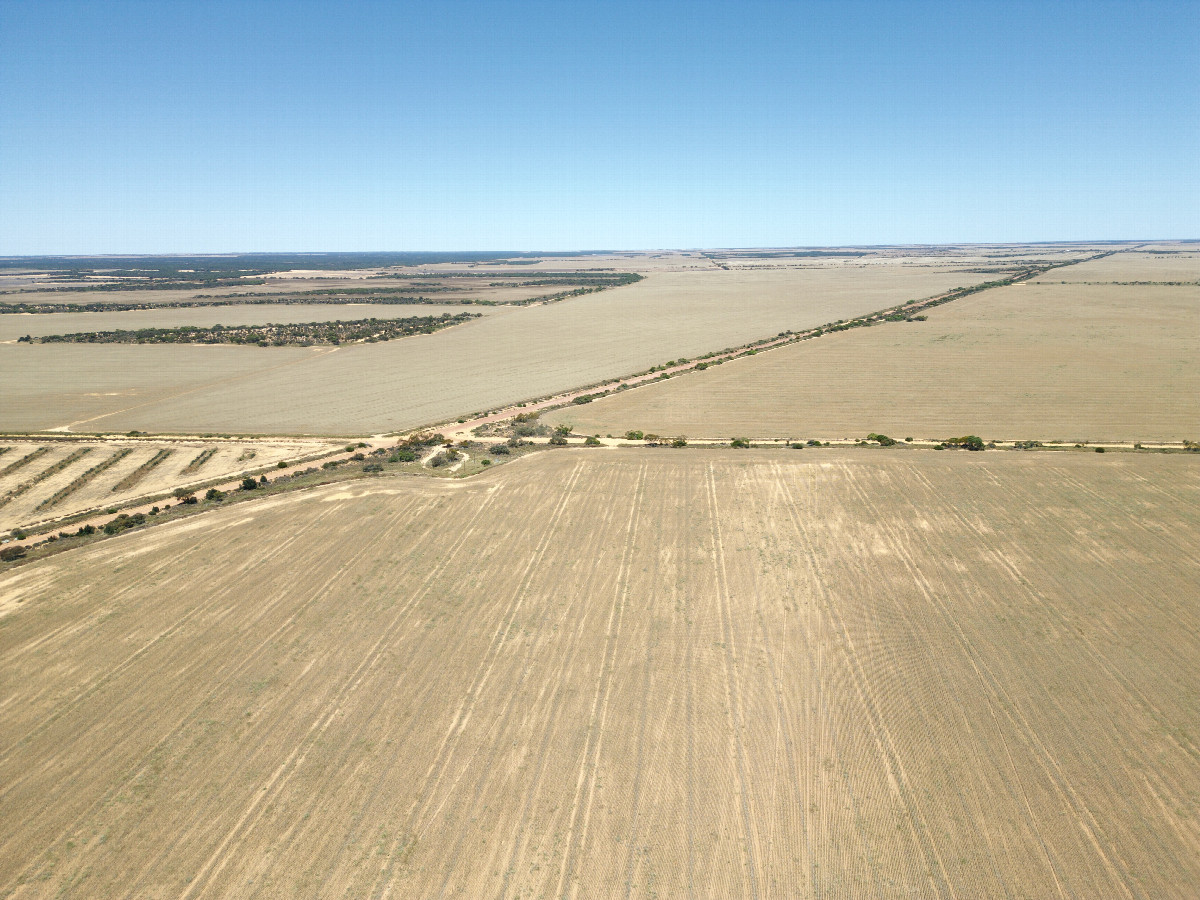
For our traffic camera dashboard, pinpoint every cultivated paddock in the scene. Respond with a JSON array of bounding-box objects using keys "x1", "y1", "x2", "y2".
[
  {"x1": 2, "y1": 450, "x2": 1199, "y2": 897},
  {"x1": 0, "y1": 438, "x2": 337, "y2": 533},
  {"x1": 0, "y1": 264, "x2": 994, "y2": 434},
  {"x1": 552, "y1": 282, "x2": 1200, "y2": 442}
]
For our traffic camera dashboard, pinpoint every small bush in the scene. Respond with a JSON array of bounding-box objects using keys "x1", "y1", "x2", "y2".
[
  {"x1": 490, "y1": 443, "x2": 511, "y2": 455},
  {"x1": 1, "y1": 546, "x2": 26, "y2": 562},
  {"x1": 671, "y1": 437, "x2": 688, "y2": 448},
  {"x1": 428, "y1": 452, "x2": 451, "y2": 467},
  {"x1": 806, "y1": 439, "x2": 821, "y2": 446},
  {"x1": 390, "y1": 448, "x2": 417, "y2": 463},
  {"x1": 548, "y1": 434, "x2": 568, "y2": 446},
  {"x1": 277, "y1": 460, "x2": 289, "y2": 468},
  {"x1": 625, "y1": 430, "x2": 644, "y2": 441},
  {"x1": 554, "y1": 424, "x2": 572, "y2": 436},
  {"x1": 241, "y1": 477, "x2": 259, "y2": 491},
  {"x1": 867, "y1": 433, "x2": 897, "y2": 447},
  {"x1": 1095, "y1": 446, "x2": 1106, "y2": 453},
  {"x1": 177, "y1": 494, "x2": 197, "y2": 505},
  {"x1": 364, "y1": 462, "x2": 383, "y2": 472},
  {"x1": 205, "y1": 488, "x2": 225, "y2": 501},
  {"x1": 730, "y1": 438, "x2": 751, "y2": 449},
  {"x1": 481, "y1": 458, "x2": 491, "y2": 466},
  {"x1": 584, "y1": 436, "x2": 601, "y2": 446}
]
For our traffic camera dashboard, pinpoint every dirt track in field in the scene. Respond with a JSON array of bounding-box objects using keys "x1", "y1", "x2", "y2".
[{"x1": 3, "y1": 450, "x2": 1199, "y2": 897}]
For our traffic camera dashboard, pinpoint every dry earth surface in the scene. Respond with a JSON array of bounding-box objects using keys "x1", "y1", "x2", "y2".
[
  {"x1": 2, "y1": 450, "x2": 1199, "y2": 898},
  {"x1": 0, "y1": 263, "x2": 1003, "y2": 435},
  {"x1": 550, "y1": 281, "x2": 1200, "y2": 443},
  {"x1": 0, "y1": 438, "x2": 338, "y2": 533}
]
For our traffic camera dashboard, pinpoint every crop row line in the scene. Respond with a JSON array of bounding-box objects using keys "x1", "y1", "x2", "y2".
[{"x1": 36, "y1": 448, "x2": 134, "y2": 511}]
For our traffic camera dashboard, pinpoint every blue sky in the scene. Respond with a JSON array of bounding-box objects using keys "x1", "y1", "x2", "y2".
[{"x1": 1, "y1": 0, "x2": 1197, "y2": 253}]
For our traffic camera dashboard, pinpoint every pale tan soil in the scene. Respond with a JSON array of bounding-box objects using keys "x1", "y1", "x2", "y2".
[
  {"x1": 1030, "y1": 250, "x2": 1200, "y2": 282},
  {"x1": 0, "y1": 344, "x2": 325, "y2": 432},
  {"x1": 0, "y1": 265, "x2": 995, "y2": 435},
  {"x1": 551, "y1": 282, "x2": 1200, "y2": 443},
  {"x1": 2, "y1": 450, "x2": 1199, "y2": 897},
  {"x1": 0, "y1": 304, "x2": 498, "y2": 342},
  {"x1": 0, "y1": 438, "x2": 336, "y2": 533}
]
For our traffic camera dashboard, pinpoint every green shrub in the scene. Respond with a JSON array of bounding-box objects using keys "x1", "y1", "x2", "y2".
[
  {"x1": 584, "y1": 436, "x2": 601, "y2": 446},
  {"x1": 205, "y1": 488, "x2": 225, "y2": 501},
  {"x1": 730, "y1": 438, "x2": 751, "y2": 449},
  {"x1": 548, "y1": 434, "x2": 568, "y2": 446},
  {"x1": 671, "y1": 437, "x2": 688, "y2": 448},
  {"x1": 241, "y1": 477, "x2": 259, "y2": 491},
  {"x1": 625, "y1": 430, "x2": 644, "y2": 441}
]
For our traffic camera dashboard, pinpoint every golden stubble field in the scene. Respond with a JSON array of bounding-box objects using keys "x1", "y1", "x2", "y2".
[
  {"x1": 0, "y1": 438, "x2": 337, "y2": 533},
  {"x1": 0, "y1": 264, "x2": 997, "y2": 435},
  {"x1": 2, "y1": 449, "x2": 1198, "y2": 898},
  {"x1": 552, "y1": 282, "x2": 1200, "y2": 442}
]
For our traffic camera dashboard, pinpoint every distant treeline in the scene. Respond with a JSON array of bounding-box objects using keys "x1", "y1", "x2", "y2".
[
  {"x1": 0, "y1": 295, "x2": 477, "y2": 314},
  {"x1": 0, "y1": 251, "x2": 615, "y2": 279},
  {"x1": 0, "y1": 272, "x2": 644, "y2": 314},
  {"x1": 21, "y1": 313, "x2": 480, "y2": 347}
]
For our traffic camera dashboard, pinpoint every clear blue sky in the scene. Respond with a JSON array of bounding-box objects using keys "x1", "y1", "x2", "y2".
[{"x1": 1, "y1": 0, "x2": 1196, "y2": 253}]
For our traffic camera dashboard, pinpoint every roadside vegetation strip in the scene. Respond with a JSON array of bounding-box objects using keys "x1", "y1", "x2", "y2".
[
  {"x1": 36, "y1": 448, "x2": 134, "y2": 511},
  {"x1": 0, "y1": 447, "x2": 49, "y2": 478},
  {"x1": 23, "y1": 313, "x2": 481, "y2": 347},
  {"x1": 110, "y1": 449, "x2": 174, "y2": 492},
  {"x1": 180, "y1": 447, "x2": 219, "y2": 475},
  {"x1": 0, "y1": 448, "x2": 92, "y2": 509}
]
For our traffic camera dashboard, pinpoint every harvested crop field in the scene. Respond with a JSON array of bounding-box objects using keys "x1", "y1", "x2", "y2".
[
  {"x1": 0, "y1": 265, "x2": 996, "y2": 434},
  {"x1": 552, "y1": 282, "x2": 1200, "y2": 442},
  {"x1": 0, "y1": 438, "x2": 335, "y2": 533},
  {"x1": 3, "y1": 450, "x2": 1199, "y2": 897},
  {"x1": 1029, "y1": 247, "x2": 1200, "y2": 282}
]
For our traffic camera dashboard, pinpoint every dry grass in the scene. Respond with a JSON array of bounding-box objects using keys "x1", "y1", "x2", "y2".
[
  {"x1": 2, "y1": 450, "x2": 1199, "y2": 897},
  {"x1": 0, "y1": 264, "x2": 995, "y2": 434},
  {"x1": 551, "y1": 282, "x2": 1200, "y2": 442}
]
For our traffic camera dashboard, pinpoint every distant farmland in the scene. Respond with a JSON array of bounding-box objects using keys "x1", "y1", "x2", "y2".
[
  {"x1": 552, "y1": 281, "x2": 1200, "y2": 442},
  {"x1": 3, "y1": 450, "x2": 1199, "y2": 897},
  {"x1": 0, "y1": 262, "x2": 1005, "y2": 434}
]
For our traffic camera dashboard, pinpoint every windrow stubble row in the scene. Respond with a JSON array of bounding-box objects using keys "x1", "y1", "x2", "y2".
[{"x1": 2, "y1": 450, "x2": 1199, "y2": 897}]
